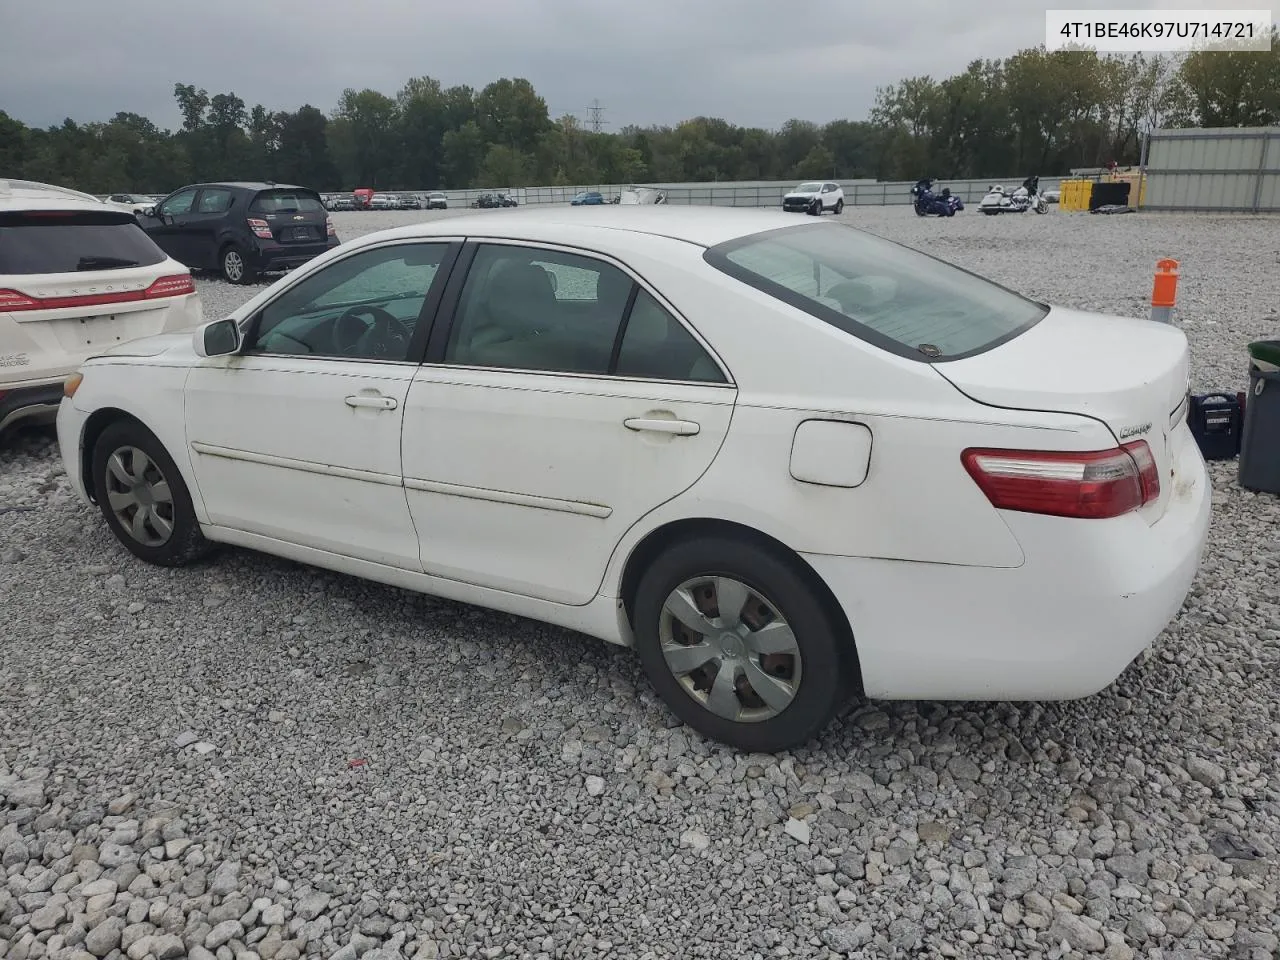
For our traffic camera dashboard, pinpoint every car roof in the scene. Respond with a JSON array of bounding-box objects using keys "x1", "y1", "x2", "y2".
[
  {"x1": 358, "y1": 205, "x2": 829, "y2": 249},
  {"x1": 171, "y1": 182, "x2": 312, "y2": 193},
  {"x1": 0, "y1": 178, "x2": 118, "y2": 214}
]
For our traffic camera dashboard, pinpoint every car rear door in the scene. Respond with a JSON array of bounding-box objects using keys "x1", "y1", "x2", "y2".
[
  {"x1": 400, "y1": 239, "x2": 737, "y2": 606},
  {"x1": 187, "y1": 187, "x2": 237, "y2": 270}
]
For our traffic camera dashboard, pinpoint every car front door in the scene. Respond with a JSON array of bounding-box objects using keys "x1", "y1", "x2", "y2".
[
  {"x1": 401, "y1": 240, "x2": 737, "y2": 606},
  {"x1": 143, "y1": 188, "x2": 201, "y2": 265},
  {"x1": 188, "y1": 187, "x2": 237, "y2": 270},
  {"x1": 184, "y1": 239, "x2": 458, "y2": 569}
]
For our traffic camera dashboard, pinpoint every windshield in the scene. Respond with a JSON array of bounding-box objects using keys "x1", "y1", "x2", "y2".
[
  {"x1": 704, "y1": 222, "x2": 1048, "y2": 361},
  {"x1": 795, "y1": 183, "x2": 822, "y2": 193},
  {"x1": 250, "y1": 190, "x2": 324, "y2": 214}
]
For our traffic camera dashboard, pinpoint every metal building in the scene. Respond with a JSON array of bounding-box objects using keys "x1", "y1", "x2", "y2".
[{"x1": 1143, "y1": 127, "x2": 1280, "y2": 213}]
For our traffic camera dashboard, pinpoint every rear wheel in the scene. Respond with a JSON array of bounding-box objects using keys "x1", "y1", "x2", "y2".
[
  {"x1": 633, "y1": 537, "x2": 851, "y2": 752},
  {"x1": 220, "y1": 244, "x2": 257, "y2": 285},
  {"x1": 91, "y1": 420, "x2": 213, "y2": 567}
]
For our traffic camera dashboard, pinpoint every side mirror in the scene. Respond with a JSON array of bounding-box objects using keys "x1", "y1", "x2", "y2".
[{"x1": 194, "y1": 318, "x2": 242, "y2": 358}]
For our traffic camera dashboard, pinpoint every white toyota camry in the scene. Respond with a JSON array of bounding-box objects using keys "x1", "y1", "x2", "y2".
[{"x1": 56, "y1": 207, "x2": 1211, "y2": 752}]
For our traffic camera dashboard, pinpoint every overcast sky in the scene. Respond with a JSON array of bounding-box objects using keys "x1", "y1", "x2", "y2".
[{"x1": 2, "y1": 0, "x2": 1275, "y2": 132}]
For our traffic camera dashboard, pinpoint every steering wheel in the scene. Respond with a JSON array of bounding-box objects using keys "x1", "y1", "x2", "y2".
[{"x1": 333, "y1": 306, "x2": 413, "y2": 359}]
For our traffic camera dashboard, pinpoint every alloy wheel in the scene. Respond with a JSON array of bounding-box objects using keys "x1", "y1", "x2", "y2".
[{"x1": 223, "y1": 249, "x2": 244, "y2": 282}]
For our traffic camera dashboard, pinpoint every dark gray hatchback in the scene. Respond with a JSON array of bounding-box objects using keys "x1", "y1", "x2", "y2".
[{"x1": 137, "y1": 182, "x2": 340, "y2": 284}]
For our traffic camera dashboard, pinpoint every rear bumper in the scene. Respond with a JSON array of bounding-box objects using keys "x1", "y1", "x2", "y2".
[
  {"x1": 251, "y1": 237, "x2": 340, "y2": 272},
  {"x1": 804, "y1": 426, "x2": 1212, "y2": 701},
  {"x1": 0, "y1": 380, "x2": 64, "y2": 433}
]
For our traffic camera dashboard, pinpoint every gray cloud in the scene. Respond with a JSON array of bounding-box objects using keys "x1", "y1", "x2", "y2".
[{"x1": 1, "y1": 0, "x2": 1274, "y2": 131}]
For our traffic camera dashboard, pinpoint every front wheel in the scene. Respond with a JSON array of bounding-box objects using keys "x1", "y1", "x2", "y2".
[
  {"x1": 834, "y1": 199, "x2": 844, "y2": 215},
  {"x1": 633, "y1": 537, "x2": 852, "y2": 752},
  {"x1": 91, "y1": 420, "x2": 214, "y2": 567},
  {"x1": 220, "y1": 244, "x2": 257, "y2": 284},
  {"x1": 808, "y1": 199, "x2": 822, "y2": 216},
  {"x1": 1035, "y1": 199, "x2": 1048, "y2": 214}
]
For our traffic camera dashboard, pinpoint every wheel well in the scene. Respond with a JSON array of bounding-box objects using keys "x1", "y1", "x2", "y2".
[
  {"x1": 618, "y1": 518, "x2": 864, "y2": 696},
  {"x1": 79, "y1": 408, "x2": 148, "y2": 503}
]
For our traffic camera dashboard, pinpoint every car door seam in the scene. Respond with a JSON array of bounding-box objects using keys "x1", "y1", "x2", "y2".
[{"x1": 402, "y1": 477, "x2": 612, "y2": 518}]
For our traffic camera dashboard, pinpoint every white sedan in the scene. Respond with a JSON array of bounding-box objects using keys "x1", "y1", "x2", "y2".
[{"x1": 55, "y1": 208, "x2": 1211, "y2": 752}]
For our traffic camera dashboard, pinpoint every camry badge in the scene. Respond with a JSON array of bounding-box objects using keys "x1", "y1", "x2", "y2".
[{"x1": 1117, "y1": 422, "x2": 1152, "y2": 440}]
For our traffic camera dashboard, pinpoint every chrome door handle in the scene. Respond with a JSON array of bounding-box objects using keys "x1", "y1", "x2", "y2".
[
  {"x1": 345, "y1": 394, "x2": 398, "y2": 410},
  {"x1": 623, "y1": 417, "x2": 700, "y2": 436}
]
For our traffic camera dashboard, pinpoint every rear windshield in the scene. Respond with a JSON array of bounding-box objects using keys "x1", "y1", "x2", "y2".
[
  {"x1": 250, "y1": 190, "x2": 325, "y2": 214},
  {"x1": 0, "y1": 211, "x2": 167, "y2": 275},
  {"x1": 704, "y1": 222, "x2": 1047, "y2": 361}
]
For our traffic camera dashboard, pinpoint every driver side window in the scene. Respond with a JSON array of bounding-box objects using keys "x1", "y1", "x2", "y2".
[{"x1": 248, "y1": 242, "x2": 448, "y2": 362}]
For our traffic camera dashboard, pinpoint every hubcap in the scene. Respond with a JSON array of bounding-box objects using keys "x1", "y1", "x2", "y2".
[
  {"x1": 104, "y1": 446, "x2": 175, "y2": 547},
  {"x1": 659, "y1": 576, "x2": 802, "y2": 724},
  {"x1": 224, "y1": 251, "x2": 243, "y2": 281}
]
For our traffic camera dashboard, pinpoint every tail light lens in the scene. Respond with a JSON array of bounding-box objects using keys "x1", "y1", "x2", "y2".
[
  {"x1": 247, "y1": 218, "x2": 274, "y2": 239},
  {"x1": 143, "y1": 274, "x2": 196, "y2": 299},
  {"x1": 326, "y1": 217, "x2": 336, "y2": 237},
  {"x1": 0, "y1": 289, "x2": 40, "y2": 311},
  {"x1": 0, "y1": 274, "x2": 193, "y2": 313},
  {"x1": 961, "y1": 441, "x2": 1160, "y2": 520}
]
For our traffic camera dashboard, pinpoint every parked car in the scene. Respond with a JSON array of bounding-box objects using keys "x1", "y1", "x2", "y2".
[
  {"x1": 369, "y1": 193, "x2": 398, "y2": 211},
  {"x1": 397, "y1": 195, "x2": 422, "y2": 210},
  {"x1": 55, "y1": 207, "x2": 1209, "y2": 752},
  {"x1": 106, "y1": 193, "x2": 158, "y2": 216},
  {"x1": 0, "y1": 178, "x2": 199, "y2": 435},
  {"x1": 472, "y1": 194, "x2": 502, "y2": 209},
  {"x1": 136, "y1": 182, "x2": 339, "y2": 285},
  {"x1": 425, "y1": 192, "x2": 448, "y2": 210},
  {"x1": 353, "y1": 188, "x2": 374, "y2": 210},
  {"x1": 495, "y1": 193, "x2": 518, "y2": 208},
  {"x1": 571, "y1": 191, "x2": 606, "y2": 206},
  {"x1": 782, "y1": 182, "x2": 844, "y2": 215},
  {"x1": 328, "y1": 195, "x2": 357, "y2": 211}
]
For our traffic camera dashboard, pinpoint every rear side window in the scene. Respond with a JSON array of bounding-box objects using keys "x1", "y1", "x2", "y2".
[
  {"x1": 705, "y1": 222, "x2": 1047, "y2": 361},
  {"x1": 0, "y1": 212, "x2": 167, "y2": 275},
  {"x1": 250, "y1": 190, "x2": 325, "y2": 214},
  {"x1": 197, "y1": 188, "x2": 234, "y2": 214}
]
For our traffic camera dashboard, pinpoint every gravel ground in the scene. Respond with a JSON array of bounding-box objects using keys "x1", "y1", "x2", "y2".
[{"x1": 2, "y1": 206, "x2": 1279, "y2": 960}]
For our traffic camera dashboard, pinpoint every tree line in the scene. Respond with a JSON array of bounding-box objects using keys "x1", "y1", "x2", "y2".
[{"x1": 1, "y1": 35, "x2": 1277, "y2": 196}]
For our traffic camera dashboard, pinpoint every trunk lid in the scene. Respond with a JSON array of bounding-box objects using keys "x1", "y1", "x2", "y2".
[{"x1": 934, "y1": 305, "x2": 1191, "y2": 523}]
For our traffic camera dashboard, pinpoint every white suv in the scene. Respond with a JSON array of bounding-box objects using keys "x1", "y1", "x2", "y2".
[
  {"x1": 782, "y1": 181, "x2": 845, "y2": 215},
  {"x1": 0, "y1": 179, "x2": 202, "y2": 435}
]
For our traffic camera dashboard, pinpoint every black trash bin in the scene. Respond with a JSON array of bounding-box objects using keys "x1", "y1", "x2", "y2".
[{"x1": 1237, "y1": 340, "x2": 1280, "y2": 494}]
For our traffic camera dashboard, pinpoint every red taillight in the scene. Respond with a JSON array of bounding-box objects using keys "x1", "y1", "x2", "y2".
[
  {"x1": 0, "y1": 289, "x2": 40, "y2": 311},
  {"x1": 247, "y1": 218, "x2": 274, "y2": 239},
  {"x1": 143, "y1": 274, "x2": 196, "y2": 299},
  {"x1": 326, "y1": 217, "x2": 336, "y2": 237},
  {"x1": 0, "y1": 273, "x2": 193, "y2": 313},
  {"x1": 961, "y1": 440, "x2": 1160, "y2": 520}
]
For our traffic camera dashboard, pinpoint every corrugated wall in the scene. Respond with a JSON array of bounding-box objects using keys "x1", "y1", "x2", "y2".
[{"x1": 1144, "y1": 127, "x2": 1280, "y2": 213}]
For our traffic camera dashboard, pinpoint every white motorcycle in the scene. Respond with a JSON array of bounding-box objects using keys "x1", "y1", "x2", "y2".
[{"x1": 978, "y1": 176, "x2": 1049, "y2": 215}]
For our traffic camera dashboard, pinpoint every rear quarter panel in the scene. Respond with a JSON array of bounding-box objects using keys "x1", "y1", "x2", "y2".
[{"x1": 589, "y1": 237, "x2": 1120, "y2": 590}]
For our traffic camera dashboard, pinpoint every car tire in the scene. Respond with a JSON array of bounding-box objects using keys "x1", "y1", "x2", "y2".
[
  {"x1": 632, "y1": 536, "x2": 852, "y2": 752},
  {"x1": 834, "y1": 199, "x2": 844, "y2": 215},
  {"x1": 220, "y1": 244, "x2": 257, "y2": 285},
  {"x1": 90, "y1": 419, "x2": 214, "y2": 568},
  {"x1": 808, "y1": 199, "x2": 821, "y2": 216}
]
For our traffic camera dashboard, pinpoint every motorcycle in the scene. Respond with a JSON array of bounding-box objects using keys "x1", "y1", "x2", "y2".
[
  {"x1": 978, "y1": 175, "x2": 1049, "y2": 215},
  {"x1": 910, "y1": 178, "x2": 964, "y2": 217}
]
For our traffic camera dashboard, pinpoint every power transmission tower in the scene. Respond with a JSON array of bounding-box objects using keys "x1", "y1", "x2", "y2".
[{"x1": 586, "y1": 100, "x2": 608, "y2": 134}]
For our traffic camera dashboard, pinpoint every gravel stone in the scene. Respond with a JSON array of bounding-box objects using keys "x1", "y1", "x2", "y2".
[{"x1": 3, "y1": 208, "x2": 1280, "y2": 960}]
